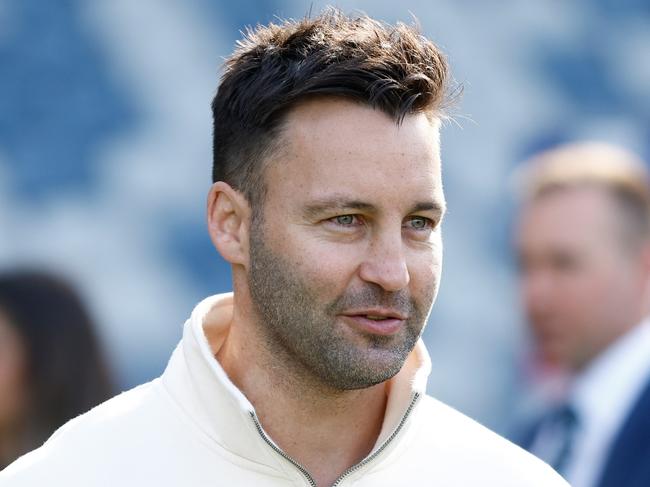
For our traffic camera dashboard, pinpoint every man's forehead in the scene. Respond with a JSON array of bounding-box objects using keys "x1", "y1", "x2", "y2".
[
  {"x1": 276, "y1": 105, "x2": 440, "y2": 168},
  {"x1": 282, "y1": 98, "x2": 440, "y2": 149},
  {"x1": 259, "y1": 98, "x2": 443, "y2": 217},
  {"x1": 517, "y1": 187, "x2": 623, "y2": 251},
  {"x1": 524, "y1": 186, "x2": 619, "y2": 226}
]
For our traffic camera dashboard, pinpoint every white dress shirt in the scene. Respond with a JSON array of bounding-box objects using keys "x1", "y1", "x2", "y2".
[{"x1": 563, "y1": 317, "x2": 650, "y2": 487}]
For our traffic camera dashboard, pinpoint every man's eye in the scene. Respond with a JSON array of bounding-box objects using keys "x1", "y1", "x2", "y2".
[
  {"x1": 405, "y1": 216, "x2": 433, "y2": 230},
  {"x1": 334, "y1": 215, "x2": 358, "y2": 226}
]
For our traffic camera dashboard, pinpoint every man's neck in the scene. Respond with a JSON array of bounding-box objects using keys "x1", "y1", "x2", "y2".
[{"x1": 215, "y1": 309, "x2": 388, "y2": 487}]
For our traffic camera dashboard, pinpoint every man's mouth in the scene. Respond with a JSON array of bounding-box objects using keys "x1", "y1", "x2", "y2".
[
  {"x1": 339, "y1": 309, "x2": 408, "y2": 335},
  {"x1": 343, "y1": 308, "x2": 407, "y2": 319}
]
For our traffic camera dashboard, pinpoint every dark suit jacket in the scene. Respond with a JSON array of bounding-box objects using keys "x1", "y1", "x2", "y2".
[
  {"x1": 515, "y1": 376, "x2": 650, "y2": 487},
  {"x1": 594, "y1": 376, "x2": 650, "y2": 487}
]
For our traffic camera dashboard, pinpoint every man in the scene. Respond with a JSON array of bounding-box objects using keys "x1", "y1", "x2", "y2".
[
  {"x1": 1, "y1": 10, "x2": 565, "y2": 486},
  {"x1": 514, "y1": 141, "x2": 650, "y2": 487}
]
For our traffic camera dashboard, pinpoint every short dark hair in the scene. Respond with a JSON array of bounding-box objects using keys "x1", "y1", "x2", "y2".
[{"x1": 211, "y1": 8, "x2": 450, "y2": 210}]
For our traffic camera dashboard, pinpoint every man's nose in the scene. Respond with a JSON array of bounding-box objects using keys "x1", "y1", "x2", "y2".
[{"x1": 358, "y1": 232, "x2": 410, "y2": 292}]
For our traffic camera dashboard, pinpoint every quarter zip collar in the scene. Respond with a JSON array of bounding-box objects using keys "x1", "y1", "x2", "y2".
[
  {"x1": 161, "y1": 294, "x2": 276, "y2": 468},
  {"x1": 161, "y1": 293, "x2": 432, "y2": 477}
]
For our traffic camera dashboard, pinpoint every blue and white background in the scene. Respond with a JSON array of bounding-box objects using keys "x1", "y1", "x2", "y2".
[{"x1": 1, "y1": 0, "x2": 648, "y2": 433}]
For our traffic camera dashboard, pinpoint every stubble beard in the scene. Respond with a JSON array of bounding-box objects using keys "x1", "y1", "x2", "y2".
[{"x1": 247, "y1": 224, "x2": 434, "y2": 392}]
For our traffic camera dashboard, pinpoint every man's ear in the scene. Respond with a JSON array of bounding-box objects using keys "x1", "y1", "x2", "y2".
[{"x1": 207, "y1": 182, "x2": 251, "y2": 266}]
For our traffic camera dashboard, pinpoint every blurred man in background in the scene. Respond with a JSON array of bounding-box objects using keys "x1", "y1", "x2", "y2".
[{"x1": 514, "y1": 141, "x2": 650, "y2": 487}]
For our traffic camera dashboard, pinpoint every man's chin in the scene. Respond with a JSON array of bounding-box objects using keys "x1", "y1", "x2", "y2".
[
  {"x1": 325, "y1": 369, "x2": 400, "y2": 391},
  {"x1": 312, "y1": 349, "x2": 408, "y2": 391},
  {"x1": 534, "y1": 346, "x2": 574, "y2": 375}
]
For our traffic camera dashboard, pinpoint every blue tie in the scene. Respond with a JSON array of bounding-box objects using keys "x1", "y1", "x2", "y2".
[
  {"x1": 548, "y1": 404, "x2": 579, "y2": 475},
  {"x1": 527, "y1": 403, "x2": 580, "y2": 478}
]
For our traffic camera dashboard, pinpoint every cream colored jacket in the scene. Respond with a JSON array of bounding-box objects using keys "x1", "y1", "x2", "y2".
[{"x1": 1, "y1": 294, "x2": 568, "y2": 486}]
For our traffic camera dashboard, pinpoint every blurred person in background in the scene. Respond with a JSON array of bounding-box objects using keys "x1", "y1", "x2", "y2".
[
  {"x1": 1, "y1": 8, "x2": 566, "y2": 487},
  {"x1": 513, "y1": 142, "x2": 650, "y2": 487},
  {"x1": 0, "y1": 270, "x2": 114, "y2": 469}
]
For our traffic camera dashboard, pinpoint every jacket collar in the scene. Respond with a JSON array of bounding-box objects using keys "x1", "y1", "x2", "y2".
[{"x1": 161, "y1": 293, "x2": 432, "y2": 465}]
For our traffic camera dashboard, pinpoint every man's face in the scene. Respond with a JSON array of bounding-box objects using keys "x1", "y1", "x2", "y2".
[
  {"x1": 247, "y1": 98, "x2": 445, "y2": 390},
  {"x1": 516, "y1": 186, "x2": 646, "y2": 371}
]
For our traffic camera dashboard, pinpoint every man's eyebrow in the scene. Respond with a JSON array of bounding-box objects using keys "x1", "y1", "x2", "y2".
[
  {"x1": 303, "y1": 198, "x2": 377, "y2": 218},
  {"x1": 410, "y1": 201, "x2": 447, "y2": 215},
  {"x1": 303, "y1": 198, "x2": 447, "y2": 219}
]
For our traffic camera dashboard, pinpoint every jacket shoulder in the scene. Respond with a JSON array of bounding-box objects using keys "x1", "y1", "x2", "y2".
[
  {"x1": 0, "y1": 379, "x2": 171, "y2": 486},
  {"x1": 597, "y1": 374, "x2": 650, "y2": 486},
  {"x1": 396, "y1": 395, "x2": 570, "y2": 486}
]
